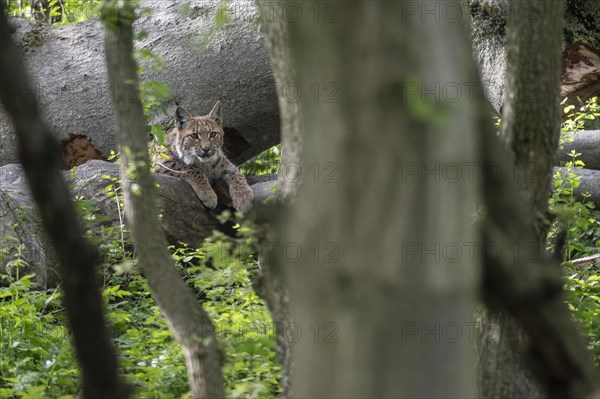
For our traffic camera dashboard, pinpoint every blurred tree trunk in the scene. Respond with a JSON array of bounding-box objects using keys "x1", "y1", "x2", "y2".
[
  {"x1": 282, "y1": 2, "x2": 480, "y2": 396},
  {"x1": 479, "y1": 1, "x2": 566, "y2": 398},
  {"x1": 254, "y1": 1, "x2": 304, "y2": 396},
  {"x1": 0, "y1": 3, "x2": 128, "y2": 398},
  {"x1": 101, "y1": 1, "x2": 224, "y2": 397},
  {"x1": 256, "y1": 0, "x2": 302, "y2": 205}
]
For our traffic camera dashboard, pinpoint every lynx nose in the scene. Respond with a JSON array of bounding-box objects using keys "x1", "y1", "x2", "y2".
[{"x1": 200, "y1": 147, "x2": 211, "y2": 154}]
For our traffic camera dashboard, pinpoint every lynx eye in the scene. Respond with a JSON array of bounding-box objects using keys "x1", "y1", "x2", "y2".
[
  {"x1": 189, "y1": 133, "x2": 199, "y2": 140},
  {"x1": 209, "y1": 131, "x2": 219, "y2": 139}
]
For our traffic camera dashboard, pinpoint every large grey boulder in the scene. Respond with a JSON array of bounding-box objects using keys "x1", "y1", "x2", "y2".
[
  {"x1": 0, "y1": 160, "x2": 276, "y2": 288},
  {"x1": 1, "y1": 0, "x2": 280, "y2": 166}
]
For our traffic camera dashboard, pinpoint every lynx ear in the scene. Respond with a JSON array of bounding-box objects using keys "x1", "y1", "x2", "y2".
[
  {"x1": 208, "y1": 101, "x2": 223, "y2": 126},
  {"x1": 175, "y1": 106, "x2": 193, "y2": 130}
]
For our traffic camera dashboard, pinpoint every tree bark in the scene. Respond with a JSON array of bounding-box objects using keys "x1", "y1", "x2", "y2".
[
  {"x1": 0, "y1": 3, "x2": 129, "y2": 398},
  {"x1": 273, "y1": 1, "x2": 598, "y2": 397},
  {"x1": 283, "y1": 2, "x2": 480, "y2": 396},
  {"x1": 102, "y1": 1, "x2": 224, "y2": 397},
  {"x1": 501, "y1": 0, "x2": 565, "y2": 242},
  {"x1": 479, "y1": 1, "x2": 566, "y2": 398}
]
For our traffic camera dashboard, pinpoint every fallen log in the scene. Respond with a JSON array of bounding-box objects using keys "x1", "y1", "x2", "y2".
[
  {"x1": 0, "y1": 160, "x2": 276, "y2": 288},
  {"x1": 568, "y1": 253, "x2": 600, "y2": 270},
  {"x1": 1, "y1": 0, "x2": 280, "y2": 166},
  {"x1": 557, "y1": 130, "x2": 600, "y2": 170},
  {"x1": 553, "y1": 166, "x2": 600, "y2": 209}
]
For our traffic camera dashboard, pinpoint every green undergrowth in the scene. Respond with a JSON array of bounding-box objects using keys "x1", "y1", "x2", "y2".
[
  {"x1": 0, "y1": 160, "x2": 281, "y2": 398},
  {"x1": 0, "y1": 2, "x2": 286, "y2": 397},
  {"x1": 548, "y1": 97, "x2": 600, "y2": 365}
]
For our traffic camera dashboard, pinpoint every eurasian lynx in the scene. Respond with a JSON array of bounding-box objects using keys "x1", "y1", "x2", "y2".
[{"x1": 151, "y1": 101, "x2": 254, "y2": 213}]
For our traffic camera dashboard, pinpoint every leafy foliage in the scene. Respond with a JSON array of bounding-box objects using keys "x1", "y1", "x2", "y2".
[
  {"x1": 0, "y1": 199, "x2": 280, "y2": 397},
  {"x1": 0, "y1": 1, "x2": 283, "y2": 397},
  {"x1": 548, "y1": 148, "x2": 598, "y2": 260},
  {"x1": 2, "y1": 126, "x2": 279, "y2": 398},
  {"x1": 564, "y1": 265, "x2": 600, "y2": 365},
  {"x1": 562, "y1": 96, "x2": 600, "y2": 134},
  {"x1": 547, "y1": 97, "x2": 600, "y2": 366},
  {"x1": 549, "y1": 98, "x2": 600, "y2": 261},
  {"x1": 172, "y1": 219, "x2": 281, "y2": 398},
  {"x1": 6, "y1": 0, "x2": 101, "y2": 25},
  {"x1": 564, "y1": 0, "x2": 600, "y2": 50},
  {"x1": 0, "y1": 256, "x2": 78, "y2": 399},
  {"x1": 491, "y1": 97, "x2": 600, "y2": 367},
  {"x1": 239, "y1": 145, "x2": 281, "y2": 176}
]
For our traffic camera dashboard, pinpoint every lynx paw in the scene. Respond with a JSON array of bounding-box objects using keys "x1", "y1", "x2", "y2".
[
  {"x1": 199, "y1": 190, "x2": 218, "y2": 209},
  {"x1": 232, "y1": 186, "x2": 254, "y2": 213}
]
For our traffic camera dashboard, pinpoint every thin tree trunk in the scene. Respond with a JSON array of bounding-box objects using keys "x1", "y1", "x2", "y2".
[
  {"x1": 101, "y1": 2, "x2": 224, "y2": 397},
  {"x1": 480, "y1": 1, "x2": 566, "y2": 397},
  {"x1": 283, "y1": 2, "x2": 480, "y2": 396},
  {"x1": 501, "y1": 0, "x2": 565, "y2": 242},
  {"x1": 0, "y1": 4, "x2": 129, "y2": 398}
]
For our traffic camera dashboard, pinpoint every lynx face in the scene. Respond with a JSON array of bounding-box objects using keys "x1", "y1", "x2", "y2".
[{"x1": 169, "y1": 102, "x2": 224, "y2": 165}]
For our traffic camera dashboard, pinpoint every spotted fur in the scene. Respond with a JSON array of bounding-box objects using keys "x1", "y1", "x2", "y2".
[{"x1": 151, "y1": 101, "x2": 254, "y2": 213}]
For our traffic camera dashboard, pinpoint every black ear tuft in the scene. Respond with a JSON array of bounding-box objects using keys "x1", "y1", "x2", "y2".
[
  {"x1": 208, "y1": 101, "x2": 223, "y2": 126},
  {"x1": 175, "y1": 106, "x2": 193, "y2": 129}
]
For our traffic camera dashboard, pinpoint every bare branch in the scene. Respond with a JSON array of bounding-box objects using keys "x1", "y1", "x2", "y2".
[{"x1": 101, "y1": 1, "x2": 225, "y2": 397}]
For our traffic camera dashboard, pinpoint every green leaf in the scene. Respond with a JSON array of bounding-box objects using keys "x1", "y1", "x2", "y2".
[
  {"x1": 215, "y1": 1, "x2": 231, "y2": 27},
  {"x1": 179, "y1": 2, "x2": 191, "y2": 16}
]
